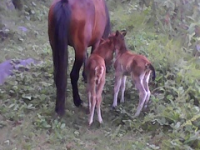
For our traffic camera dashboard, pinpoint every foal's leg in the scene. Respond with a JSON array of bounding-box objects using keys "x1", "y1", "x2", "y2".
[
  {"x1": 87, "y1": 82, "x2": 91, "y2": 113},
  {"x1": 133, "y1": 74, "x2": 147, "y2": 117},
  {"x1": 82, "y1": 52, "x2": 88, "y2": 83},
  {"x1": 112, "y1": 73, "x2": 122, "y2": 107},
  {"x1": 70, "y1": 46, "x2": 85, "y2": 107},
  {"x1": 89, "y1": 97, "x2": 96, "y2": 125},
  {"x1": 88, "y1": 81, "x2": 96, "y2": 125},
  {"x1": 143, "y1": 71, "x2": 151, "y2": 109},
  {"x1": 120, "y1": 76, "x2": 127, "y2": 103},
  {"x1": 96, "y1": 76, "x2": 105, "y2": 124},
  {"x1": 96, "y1": 95, "x2": 103, "y2": 124}
]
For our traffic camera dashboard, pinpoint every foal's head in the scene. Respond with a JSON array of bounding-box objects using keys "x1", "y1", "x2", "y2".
[
  {"x1": 96, "y1": 30, "x2": 127, "y2": 69},
  {"x1": 108, "y1": 30, "x2": 127, "y2": 53}
]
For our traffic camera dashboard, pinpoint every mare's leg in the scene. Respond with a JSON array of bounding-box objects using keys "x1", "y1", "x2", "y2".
[
  {"x1": 133, "y1": 74, "x2": 147, "y2": 117},
  {"x1": 82, "y1": 52, "x2": 88, "y2": 83},
  {"x1": 143, "y1": 71, "x2": 151, "y2": 109},
  {"x1": 112, "y1": 73, "x2": 122, "y2": 107},
  {"x1": 70, "y1": 46, "x2": 85, "y2": 107},
  {"x1": 96, "y1": 74, "x2": 105, "y2": 124},
  {"x1": 120, "y1": 76, "x2": 127, "y2": 103}
]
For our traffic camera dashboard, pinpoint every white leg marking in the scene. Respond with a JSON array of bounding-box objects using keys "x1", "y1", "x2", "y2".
[
  {"x1": 143, "y1": 71, "x2": 151, "y2": 109},
  {"x1": 88, "y1": 92, "x2": 91, "y2": 113},
  {"x1": 89, "y1": 95, "x2": 96, "y2": 125},
  {"x1": 113, "y1": 75, "x2": 122, "y2": 107},
  {"x1": 97, "y1": 97, "x2": 103, "y2": 124},
  {"x1": 120, "y1": 76, "x2": 127, "y2": 103},
  {"x1": 133, "y1": 74, "x2": 147, "y2": 117},
  {"x1": 96, "y1": 77, "x2": 105, "y2": 124}
]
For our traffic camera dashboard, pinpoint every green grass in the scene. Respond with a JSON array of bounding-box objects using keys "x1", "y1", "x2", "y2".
[{"x1": 0, "y1": 0, "x2": 200, "y2": 150}]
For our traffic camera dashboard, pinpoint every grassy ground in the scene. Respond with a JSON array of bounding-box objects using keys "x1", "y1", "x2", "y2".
[{"x1": 0, "y1": 0, "x2": 200, "y2": 150}]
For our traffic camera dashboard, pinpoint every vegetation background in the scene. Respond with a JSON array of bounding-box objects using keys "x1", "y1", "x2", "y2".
[{"x1": 0, "y1": 0, "x2": 200, "y2": 149}]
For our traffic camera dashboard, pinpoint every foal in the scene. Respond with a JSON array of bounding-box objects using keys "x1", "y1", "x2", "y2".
[
  {"x1": 86, "y1": 31, "x2": 122, "y2": 125},
  {"x1": 112, "y1": 31, "x2": 156, "y2": 117}
]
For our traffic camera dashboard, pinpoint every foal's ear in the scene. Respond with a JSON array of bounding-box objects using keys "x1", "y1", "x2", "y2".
[{"x1": 121, "y1": 29, "x2": 127, "y2": 37}]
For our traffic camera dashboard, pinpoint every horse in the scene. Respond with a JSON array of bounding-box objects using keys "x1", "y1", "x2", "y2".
[
  {"x1": 48, "y1": 0, "x2": 111, "y2": 116},
  {"x1": 111, "y1": 31, "x2": 156, "y2": 117}
]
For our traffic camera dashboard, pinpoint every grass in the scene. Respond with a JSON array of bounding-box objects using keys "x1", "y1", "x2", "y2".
[{"x1": 0, "y1": 0, "x2": 200, "y2": 150}]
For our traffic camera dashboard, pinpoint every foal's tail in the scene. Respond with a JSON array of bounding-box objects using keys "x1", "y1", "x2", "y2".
[
  {"x1": 49, "y1": 0, "x2": 71, "y2": 115},
  {"x1": 148, "y1": 64, "x2": 156, "y2": 81}
]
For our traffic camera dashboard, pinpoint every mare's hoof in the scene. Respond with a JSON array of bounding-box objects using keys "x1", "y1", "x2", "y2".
[
  {"x1": 55, "y1": 107, "x2": 65, "y2": 117},
  {"x1": 74, "y1": 99, "x2": 83, "y2": 107},
  {"x1": 82, "y1": 73, "x2": 87, "y2": 83},
  {"x1": 53, "y1": 113, "x2": 63, "y2": 121}
]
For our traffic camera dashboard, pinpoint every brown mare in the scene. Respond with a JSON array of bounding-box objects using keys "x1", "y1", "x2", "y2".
[{"x1": 48, "y1": 0, "x2": 111, "y2": 116}]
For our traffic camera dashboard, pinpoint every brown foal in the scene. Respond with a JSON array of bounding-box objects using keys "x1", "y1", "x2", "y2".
[
  {"x1": 86, "y1": 31, "x2": 123, "y2": 125},
  {"x1": 112, "y1": 31, "x2": 156, "y2": 117}
]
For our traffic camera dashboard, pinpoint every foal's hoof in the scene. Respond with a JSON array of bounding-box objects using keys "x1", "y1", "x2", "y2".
[
  {"x1": 111, "y1": 105, "x2": 117, "y2": 110},
  {"x1": 98, "y1": 122, "x2": 104, "y2": 128},
  {"x1": 88, "y1": 121, "x2": 93, "y2": 127},
  {"x1": 86, "y1": 110, "x2": 90, "y2": 114},
  {"x1": 143, "y1": 105, "x2": 150, "y2": 112}
]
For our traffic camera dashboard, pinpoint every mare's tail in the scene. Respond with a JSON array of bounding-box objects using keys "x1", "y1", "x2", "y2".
[{"x1": 48, "y1": 0, "x2": 71, "y2": 115}]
